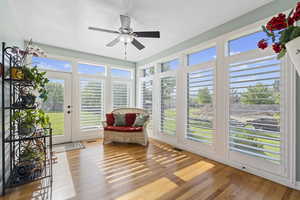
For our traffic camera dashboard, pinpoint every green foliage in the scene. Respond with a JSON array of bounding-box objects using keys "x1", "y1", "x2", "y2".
[
  {"x1": 12, "y1": 109, "x2": 50, "y2": 129},
  {"x1": 23, "y1": 66, "x2": 49, "y2": 102},
  {"x1": 20, "y1": 146, "x2": 45, "y2": 162},
  {"x1": 197, "y1": 88, "x2": 212, "y2": 104},
  {"x1": 241, "y1": 83, "x2": 275, "y2": 105}
]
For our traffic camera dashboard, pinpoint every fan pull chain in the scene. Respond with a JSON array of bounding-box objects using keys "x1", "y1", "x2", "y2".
[{"x1": 124, "y1": 42, "x2": 128, "y2": 60}]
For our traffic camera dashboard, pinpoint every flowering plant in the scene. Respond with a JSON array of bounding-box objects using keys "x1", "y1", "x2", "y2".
[{"x1": 258, "y1": 2, "x2": 300, "y2": 59}]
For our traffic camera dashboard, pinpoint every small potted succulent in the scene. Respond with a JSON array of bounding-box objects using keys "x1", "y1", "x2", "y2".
[{"x1": 258, "y1": 2, "x2": 300, "y2": 74}]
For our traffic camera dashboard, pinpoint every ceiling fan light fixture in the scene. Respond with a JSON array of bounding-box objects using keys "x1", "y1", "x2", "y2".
[{"x1": 120, "y1": 34, "x2": 133, "y2": 43}]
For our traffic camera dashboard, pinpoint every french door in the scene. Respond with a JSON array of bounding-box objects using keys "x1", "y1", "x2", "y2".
[{"x1": 41, "y1": 71, "x2": 72, "y2": 144}]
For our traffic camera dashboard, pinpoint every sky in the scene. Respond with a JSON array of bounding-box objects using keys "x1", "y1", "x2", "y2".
[{"x1": 32, "y1": 57, "x2": 132, "y2": 78}]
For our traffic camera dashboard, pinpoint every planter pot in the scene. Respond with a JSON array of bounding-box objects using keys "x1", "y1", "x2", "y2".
[
  {"x1": 11, "y1": 67, "x2": 24, "y2": 80},
  {"x1": 21, "y1": 95, "x2": 36, "y2": 107},
  {"x1": 286, "y1": 36, "x2": 300, "y2": 75},
  {"x1": 19, "y1": 123, "x2": 35, "y2": 136}
]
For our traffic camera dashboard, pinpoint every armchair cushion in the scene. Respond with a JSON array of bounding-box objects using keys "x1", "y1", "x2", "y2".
[
  {"x1": 113, "y1": 113, "x2": 127, "y2": 126},
  {"x1": 104, "y1": 126, "x2": 143, "y2": 132},
  {"x1": 106, "y1": 113, "x2": 115, "y2": 126},
  {"x1": 125, "y1": 113, "x2": 137, "y2": 126},
  {"x1": 133, "y1": 114, "x2": 149, "y2": 127}
]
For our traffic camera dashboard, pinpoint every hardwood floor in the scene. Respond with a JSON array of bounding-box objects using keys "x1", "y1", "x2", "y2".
[{"x1": 1, "y1": 139, "x2": 300, "y2": 200}]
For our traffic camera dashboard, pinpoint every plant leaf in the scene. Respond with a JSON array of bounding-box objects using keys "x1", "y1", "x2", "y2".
[{"x1": 277, "y1": 48, "x2": 287, "y2": 59}]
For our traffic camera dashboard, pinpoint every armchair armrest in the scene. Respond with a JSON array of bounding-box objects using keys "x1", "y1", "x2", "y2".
[{"x1": 143, "y1": 120, "x2": 150, "y2": 129}]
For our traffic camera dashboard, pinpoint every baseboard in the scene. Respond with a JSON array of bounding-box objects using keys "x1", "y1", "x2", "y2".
[
  {"x1": 149, "y1": 136, "x2": 299, "y2": 190},
  {"x1": 295, "y1": 182, "x2": 300, "y2": 190}
]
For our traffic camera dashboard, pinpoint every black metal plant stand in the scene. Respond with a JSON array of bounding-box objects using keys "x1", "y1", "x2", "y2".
[{"x1": 1, "y1": 42, "x2": 53, "y2": 196}]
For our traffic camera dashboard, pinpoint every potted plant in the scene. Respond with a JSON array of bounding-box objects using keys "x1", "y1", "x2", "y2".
[
  {"x1": 12, "y1": 109, "x2": 50, "y2": 136},
  {"x1": 16, "y1": 144, "x2": 45, "y2": 182},
  {"x1": 258, "y1": 2, "x2": 300, "y2": 74},
  {"x1": 23, "y1": 66, "x2": 49, "y2": 102}
]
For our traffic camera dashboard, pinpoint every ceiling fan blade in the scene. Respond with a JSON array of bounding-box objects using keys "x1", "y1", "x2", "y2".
[
  {"x1": 131, "y1": 38, "x2": 145, "y2": 50},
  {"x1": 133, "y1": 31, "x2": 160, "y2": 38},
  {"x1": 120, "y1": 15, "x2": 131, "y2": 29},
  {"x1": 106, "y1": 36, "x2": 120, "y2": 47},
  {"x1": 88, "y1": 27, "x2": 119, "y2": 34}
]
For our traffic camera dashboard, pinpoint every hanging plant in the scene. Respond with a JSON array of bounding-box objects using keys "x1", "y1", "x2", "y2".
[{"x1": 258, "y1": 9, "x2": 300, "y2": 58}]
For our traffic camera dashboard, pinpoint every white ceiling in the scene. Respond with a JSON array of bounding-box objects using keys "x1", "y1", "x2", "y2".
[{"x1": 9, "y1": 0, "x2": 273, "y2": 62}]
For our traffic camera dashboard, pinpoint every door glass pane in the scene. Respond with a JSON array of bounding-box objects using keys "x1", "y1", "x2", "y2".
[
  {"x1": 229, "y1": 56, "x2": 281, "y2": 163},
  {"x1": 41, "y1": 79, "x2": 65, "y2": 135},
  {"x1": 80, "y1": 78, "x2": 104, "y2": 130},
  {"x1": 160, "y1": 76, "x2": 176, "y2": 135}
]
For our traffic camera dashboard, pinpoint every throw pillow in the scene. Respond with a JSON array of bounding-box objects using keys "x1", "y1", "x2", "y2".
[
  {"x1": 113, "y1": 113, "x2": 127, "y2": 126},
  {"x1": 133, "y1": 114, "x2": 149, "y2": 127},
  {"x1": 106, "y1": 113, "x2": 115, "y2": 126},
  {"x1": 125, "y1": 113, "x2": 137, "y2": 126}
]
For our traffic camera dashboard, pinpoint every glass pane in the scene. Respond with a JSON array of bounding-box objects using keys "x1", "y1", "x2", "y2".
[
  {"x1": 188, "y1": 47, "x2": 216, "y2": 66},
  {"x1": 161, "y1": 59, "x2": 180, "y2": 72},
  {"x1": 142, "y1": 67, "x2": 155, "y2": 77},
  {"x1": 32, "y1": 56, "x2": 72, "y2": 72},
  {"x1": 112, "y1": 82, "x2": 130, "y2": 109},
  {"x1": 111, "y1": 68, "x2": 132, "y2": 79},
  {"x1": 80, "y1": 78, "x2": 104, "y2": 130},
  {"x1": 41, "y1": 79, "x2": 65, "y2": 135},
  {"x1": 160, "y1": 76, "x2": 176, "y2": 135},
  {"x1": 229, "y1": 31, "x2": 265, "y2": 56},
  {"x1": 229, "y1": 56, "x2": 281, "y2": 163},
  {"x1": 187, "y1": 68, "x2": 214, "y2": 144},
  {"x1": 78, "y1": 63, "x2": 105, "y2": 75}
]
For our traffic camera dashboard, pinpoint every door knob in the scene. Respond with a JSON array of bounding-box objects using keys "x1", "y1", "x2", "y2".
[
  {"x1": 67, "y1": 111, "x2": 71, "y2": 114},
  {"x1": 67, "y1": 105, "x2": 71, "y2": 108}
]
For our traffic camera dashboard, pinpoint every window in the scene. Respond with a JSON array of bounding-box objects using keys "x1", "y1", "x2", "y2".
[
  {"x1": 187, "y1": 68, "x2": 214, "y2": 144},
  {"x1": 80, "y1": 78, "x2": 104, "y2": 130},
  {"x1": 228, "y1": 31, "x2": 265, "y2": 56},
  {"x1": 142, "y1": 67, "x2": 155, "y2": 77},
  {"x1": 32, "y1": 56, "x2": 72, "y2": 72},
  {"x1": 78, "y1": 63, "x2": 105, "y2": 75},
  {"x1": 161, "y1": 59, "x2": 180, "y2": 72},
  {"x1": 112, "y1": 82, "x2": 131, "y2": 109},
  {"x1": 160, "y1": 76, "x2": 176, "y2": 135},
  {"x1": 111, "y1": 68, "x2": 132, "y2": 79},
  {"x1": 229, "y1": 56, "x2": 281, "y2": 162},
  {"x1": 188, "y1": 47, "x2": 216, "y2": 66},
  {"x1": 140, "y1": 80, "x2": 153, "y2": 116}
]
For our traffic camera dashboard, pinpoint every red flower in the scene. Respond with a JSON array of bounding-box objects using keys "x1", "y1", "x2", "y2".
[
  {"x1": 288, "y1": 16, "x2": 295, "y2": 26},
  {"x1": 293, "y1": 3, "x2": 300, "y2": 21},
  {"x1": 266, "y1": 13, "x2": 288, "y2": 31},
  {"x1": 258, "y1": 39, "x2": 268, "y2": 49},
  {"x1": 272, "y1": 43, "x2": 282, "y2": 53}
]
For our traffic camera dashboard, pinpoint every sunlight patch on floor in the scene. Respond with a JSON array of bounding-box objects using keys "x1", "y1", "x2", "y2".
[
  {"x1": 52, "y1": 152, "x2": 76, "y2": 200},
  {"x1": 174, "y1": 161, "x2": 215, "y2": 181},
  {"x1": 115, "y1": 177, "x2": 177, "y2": 200}
]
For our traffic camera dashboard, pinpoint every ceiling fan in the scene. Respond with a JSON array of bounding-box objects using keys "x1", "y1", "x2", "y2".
[{"x1": 88, "y1": 15, "x2": 160, "y2": 50}]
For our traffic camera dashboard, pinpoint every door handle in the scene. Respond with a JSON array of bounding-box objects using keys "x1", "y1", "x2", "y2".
[
  {"x1": 67, "y1": 111, "x2": 71, "y2": 114},
  {"x1": 67, "y1": 105, "x2": 71, "y2": 108}
]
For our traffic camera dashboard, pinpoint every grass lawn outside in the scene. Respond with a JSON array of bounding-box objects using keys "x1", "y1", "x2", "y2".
[{"x1": 46, "y1": 112, "x2": 64, "y2": 136}]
